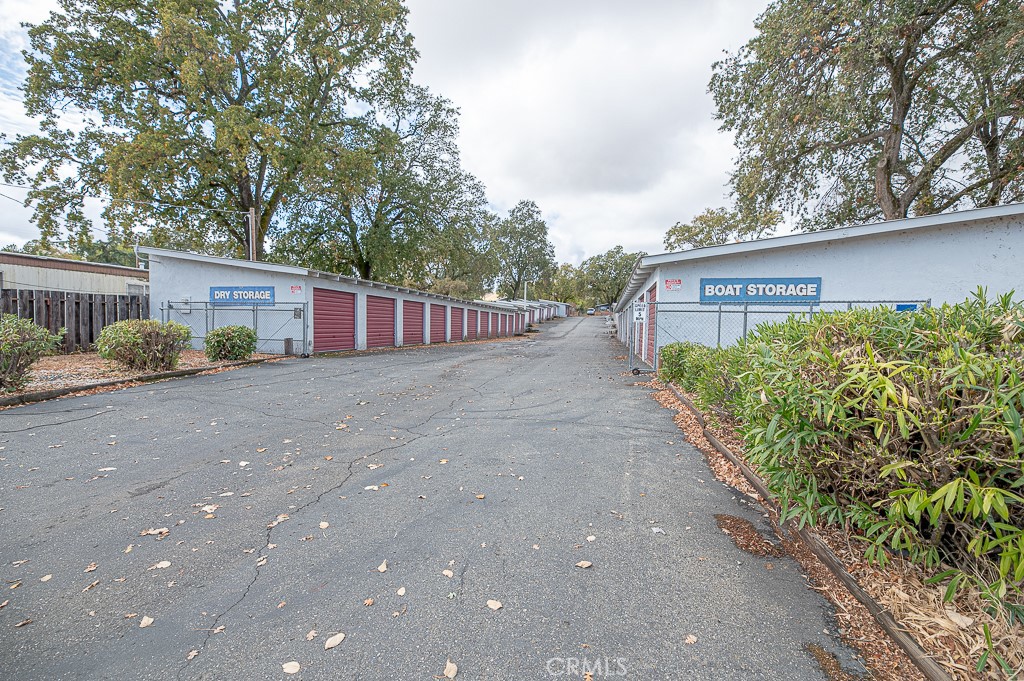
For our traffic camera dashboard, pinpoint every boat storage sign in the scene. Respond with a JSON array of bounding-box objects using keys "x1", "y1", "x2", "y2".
[
  {"x1": 210, "y1": 286, "x2": 276, "y2": 306},
  {"x1": 700, "y1": 277, "x2": 821, "y2": 303}
]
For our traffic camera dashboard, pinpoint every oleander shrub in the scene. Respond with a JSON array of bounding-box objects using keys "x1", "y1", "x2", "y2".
[
  {"x1": 658, "y1": 291, "x2": 1024, "y2": 615},
  {"x1": 204, "y1": 325, "x2": 258, "y2": 361},
  {"x1": 0, "y1": 314, "x2": 64, "y2": 392},
  {"x1": 96, "y1": 319, "x2": 192, "y2": 371},
  {"x1": 658, "y1": 341, "x2": 744, "y2": 411},
  {"x1": 734, "y1": 290, "x2": 1024, "y2": 613}
]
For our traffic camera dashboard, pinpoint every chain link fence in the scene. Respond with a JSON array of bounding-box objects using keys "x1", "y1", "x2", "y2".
[
  {"x1": 629, "y1": 299, "x2": 930, "y2": 372},
  {"x1": 161, "y1": 301, "x2": 308, "y2": 355}
]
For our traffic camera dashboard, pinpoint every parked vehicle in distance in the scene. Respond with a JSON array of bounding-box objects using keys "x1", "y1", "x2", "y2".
[{"x1": 586, "y1": 308, "x2": 595, "y2": 315}]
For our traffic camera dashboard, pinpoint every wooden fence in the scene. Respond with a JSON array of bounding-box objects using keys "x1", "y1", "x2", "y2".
[{"x1": 1, "y1": 288, "x2": 149, "y2": 353}]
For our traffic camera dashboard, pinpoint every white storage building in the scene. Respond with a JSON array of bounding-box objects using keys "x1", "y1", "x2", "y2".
[
  {"x1": 614, "y1": 203, "x2": 1024, "y2": 368},
  {"x1": 138, "y1": 247, "x2": 531, "y2": 355}
]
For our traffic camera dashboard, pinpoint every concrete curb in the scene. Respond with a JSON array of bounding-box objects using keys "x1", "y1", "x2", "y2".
[
  {"x1": 666, "y1": 383, "x2": 952, "y2": 681},
  {"x1": 0, "y1": 357, "x2": 274, "y2": 409}
]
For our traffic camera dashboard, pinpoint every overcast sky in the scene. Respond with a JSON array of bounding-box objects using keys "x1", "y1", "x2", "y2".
[{"x1": 0, "y1": 0, "x2": 769, "y2": 264}]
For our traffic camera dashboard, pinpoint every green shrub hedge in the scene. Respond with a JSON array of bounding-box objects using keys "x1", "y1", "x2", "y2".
[
  {"x1": 0, "y1": 314, "x2": 64, "y2": 392},
  {"x1": 96, "y1": 319, "x2": 192, "y2": 372},
  {"x1": 659, "y1": 290, "x2": 1024, "y2": 614},
  {"x1": 204, "y1": 325, "x2": 258, "y2": 361}
]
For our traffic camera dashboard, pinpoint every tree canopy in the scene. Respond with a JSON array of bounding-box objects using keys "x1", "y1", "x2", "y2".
[
  {"x1": 663, "y1": 207, "x2": 778, "y2": 251},
  {"x1": 580, "y1": 246, "x2": 644, "y2": 306},
  {"x1": 269, "y1": 85, "x2": 493, "y2": 289},
  {"x1": 491, "y1": 200, "x2": 556, "y2": 300},
  {"x1": 711, "y1": 0, "x2": 1024, "y2": 230},
  {"x1": 1, "y1": 0, "x2": 416, "y2": 258}
]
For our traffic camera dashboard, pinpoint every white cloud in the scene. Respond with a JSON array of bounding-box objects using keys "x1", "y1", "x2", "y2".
[{"x1": 407, "y1": 0, "x2": 768, "y2": 263}]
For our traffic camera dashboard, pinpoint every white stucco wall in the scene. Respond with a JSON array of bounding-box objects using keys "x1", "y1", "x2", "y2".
[
  {"x1": 653, "y1": 215, "x2": 1022, "y2": 307},
  {"x1": 616, "y1": 209, "x2": 1024, "y2": 365}
]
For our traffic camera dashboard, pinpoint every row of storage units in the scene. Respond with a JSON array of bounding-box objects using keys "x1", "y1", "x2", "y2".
[{"x1": 139, "y1": 247, "x2": 563, "y2": 355}]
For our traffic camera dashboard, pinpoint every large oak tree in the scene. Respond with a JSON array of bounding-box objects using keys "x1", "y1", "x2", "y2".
[
  {"x1": 712, "y1": 0, "x2": 1024, "y2": 230},
  {"x1": 1, "y1": 0, "x2": 415, "y2": 259}
]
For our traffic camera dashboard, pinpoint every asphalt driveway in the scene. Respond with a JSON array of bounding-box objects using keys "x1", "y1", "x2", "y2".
[{"x1": 0, "y1": 317, "x2": 865, "y2": 680}]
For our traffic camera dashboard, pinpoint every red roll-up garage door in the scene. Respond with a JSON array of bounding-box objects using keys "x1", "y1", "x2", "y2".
[
  {"x1": 313, "y1": 288, "x2": 356, "y2": 353},
  {"x1": 430, "y1": 304, "x2": 446, "y2": 343},
  {"x1": 467, "y1": 309, "x2": 478, "y2": 340},
  {"x1": 403, "y1": 300, "x2": 424, "y2": 345},
  {"x1": 367, "y1": 295, "x2": 396, "y2": 348},
  {"x1": 480, "y1": 311, "x2": 490, "y2": 339},
  {"x1": 646, "y1": 284, "x2": 657, "y2": 365},
  {"x1": 499, "y1": 314, "x2": 505, "y2": 337},
  {"x1": 451, "y1": 307, "x2": 464, "y2": 340}
]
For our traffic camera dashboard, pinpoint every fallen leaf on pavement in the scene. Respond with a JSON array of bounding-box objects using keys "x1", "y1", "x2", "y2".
[
  {"x1": 377, "y1": 560, "x2": 388, "y2": 573},
  {"x1": 140, "y1": 528, "x2": 169, "y2": 537},
  {"x1": 397, "y1": 587, "x2": 406, "y2": 596},
  {"x1": 277, "y1": 601, "x2": 286, "y2": 609},
  {"x1": 9, "y1": 581, "x2": 21, "y2": 590},
  {"x1": 444, "y1": 659, "x2": 458, "y2": 678},
  {"x1": 319, "y1": 521, "x2": 329, "y2": 530},
  {"x1": 0, "y1": 600, "x2": 8, "y2": 609},
  {"x1": 575, "y1": 561, "x2": 593, "y2": 569},
  {"x1": 282, "y1": 661, "x2": 300, "y2": 675},
  {"x1": 475, "y1": 494, "x2": 485, "y2": 500},
  {"x1": 84, "y1": 563, "x2": 97, "y2": 573},
  {"x1": 305, "y1": 629, "x2": 317, "y2": 641},
  {"x1": 39, "y1": 574, "x2": 52, "y2": 582},
  {"x1": 256, "y1": 448, "x2": 267, "y2": 453},
  {"x1": 324, "y1": 632, "x2": 345, "y2": 649},
  {"x1": 15, "y1": 619, "x2": 31, "y2": 627},
  {"x1": 148, "y1": 561, "x2": 171, "y2": 570},
  {"x1": 364, "y1": 485, "x2": 379, "y2": 491},
  {"x1": 82, "y1": 580, "x2": 99, "y2": 592},
  {"x1": 364, "y1": 598, "x2": 374, "y2": 606},
  {"x1": 486, "y1": 600, "x2": 502, "y2": 611},
  {"x1": 442, "y1": 569, "x2": 454, "y2": 578},
  {"x1": 139, "y1": 616, "x2": 154, "y2": 628},
  {"x1": 685, "y1": 634, "x2": 698, "y2": 644},
  {"x1": 187, "y1": 650, "x2": 199, "y2": 660}
]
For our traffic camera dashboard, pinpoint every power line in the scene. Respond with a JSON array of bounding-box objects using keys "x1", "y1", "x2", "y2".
[{"x1": 0, "y1": 182, "x2": 248, "y2": 216}]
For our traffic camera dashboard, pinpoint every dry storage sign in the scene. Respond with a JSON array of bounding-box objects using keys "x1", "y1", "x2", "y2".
[
  {"x1": 700, "y1": 277, "x2": 821, "y2": 303},
  {"x1": 210, "y1": 286, "x2": 276, "y2": 306}
]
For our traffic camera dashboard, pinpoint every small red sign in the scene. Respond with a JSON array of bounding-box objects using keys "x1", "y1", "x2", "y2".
[
  {"x1": 665, "y1": 279, "x2": 682, "y2": 291},
  {"x1": 290, "y1": 285, "x2": 302, "y2": 294}
]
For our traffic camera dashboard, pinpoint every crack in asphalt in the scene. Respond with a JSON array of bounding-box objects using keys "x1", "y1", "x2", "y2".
[
  {"x1": 0, "y1": 409, "x2": 113, "y2": 434},
  {"x1": 176, "y1": 393, "x2": 466, "y2": 676}
]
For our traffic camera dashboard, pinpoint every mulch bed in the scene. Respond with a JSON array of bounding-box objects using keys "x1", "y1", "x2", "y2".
[
  {"x1": 2, "y1": 351, "x2": 278, "y2": 403},
  {"x1": 640, "y1": 377, "x2": 1023, "y2": 680}
]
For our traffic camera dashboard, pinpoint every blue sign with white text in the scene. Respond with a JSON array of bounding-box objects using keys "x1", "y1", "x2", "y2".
[
  {"x1": 210, "y1": 286, "x2": 276, "y2": 306},
  {"x1": 700, "y1": 277, "x2": 822, "y2": 303}
]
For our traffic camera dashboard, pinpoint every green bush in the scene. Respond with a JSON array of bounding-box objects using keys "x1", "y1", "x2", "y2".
[
  {"x1": 96, "y1": 319, "x2": 192, "y2": 372},
  {"x1": 735, "y1": 291, "x2": 1024, "y2": 612},
  {"x1": 204, "y1": 325, "x2": 258, "y2": 361},
  {"x1": 658, "y1": 341, "x2": 744, "y2": 412},
  {"x1": 658, "y1": 291, "x2": 1024, "y2": 614},
  {"x1": 0, "y1": 314, "x2": 64, "y2": 392}
]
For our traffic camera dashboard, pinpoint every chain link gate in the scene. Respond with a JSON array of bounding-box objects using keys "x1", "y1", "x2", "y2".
[
  {"x1": 630, "y1": 299, "x2": 930, "y2": 373},
  {"x1": 161, "y1": 301, "x2": 309, "y2": 355}
]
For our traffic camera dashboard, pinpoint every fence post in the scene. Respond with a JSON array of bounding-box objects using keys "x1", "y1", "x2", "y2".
[
  {"x1": 716, "y1": 303, "x2": 723, "y2": 348},
  {"x1": 742, "y1": 302, "x2": 749, "y2": 340}
]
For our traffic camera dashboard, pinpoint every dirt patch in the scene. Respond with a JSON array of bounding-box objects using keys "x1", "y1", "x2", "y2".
[
  {"x1": 805, "y1": 643, "x2": 870, "y2": 681},
  {"x1": 714, "y1": 513, "x2": 783, "y2": 557},
  {"x1": 3, "y1": 350, "x2": 278, "y2": 399}
]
